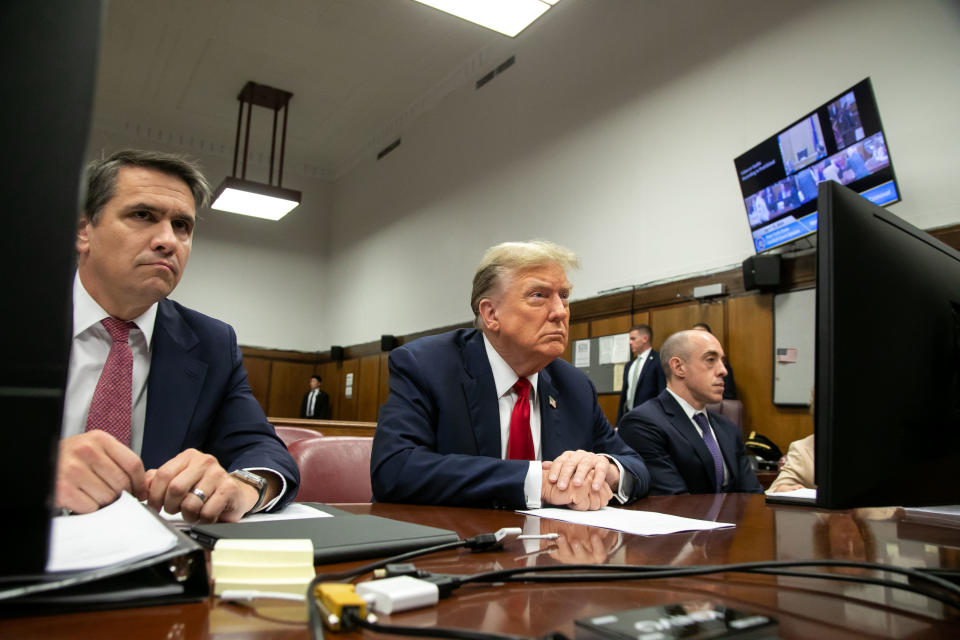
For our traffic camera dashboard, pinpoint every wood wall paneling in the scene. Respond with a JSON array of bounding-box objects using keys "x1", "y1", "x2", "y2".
[
  {"x1": 378, "y1": 353, "x2": 390, "y2": 414},
  {"x1": 650, "y1": 301, "x2": 726, "y2": 351},
  {"x1": 337, "y1": 359, "x2": 361, "y2": 421},
  {"x1": 631, "y1": 311, "x2": 650, "y2": 329},
  {"x1": 267, "y1": 361, "x2": 317, "y2": 418},
  {"x1": 356, "y1": 355, "x2": 382, "y2": 422},
  {"x1": 597, "y1": 394, "x2": 620, "y2": 428},
  {"x1": 243, "y1": 357, "x2": 272, "y2": 414},
  {"x1": 319, "y1": 361, "x2": 342, "y2": 419},
  {"x1": 589, "y1": 315, "x2": 632, "y2": 337},
  {"x1": 727, "y1": 293, "x2": 812, "y2": 449}
]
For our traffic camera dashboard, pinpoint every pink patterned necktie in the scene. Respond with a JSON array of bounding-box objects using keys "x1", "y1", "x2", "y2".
[{"x1": 85, "y1": 317, "x2": 136, "y2": 446}]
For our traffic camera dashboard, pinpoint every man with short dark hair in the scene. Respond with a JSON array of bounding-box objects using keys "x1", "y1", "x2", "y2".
[
  {"x1": 58, "y1": 149, "x2": 299, "y2": 523},
  {"x1": 615, "y1": 324, "x2": 665, "y2": 425},
  {"x1": 371, "y1": 240, "x2": 649, "y2": 510},
  {"x1": 300, "y1": 375, "x2": 330, "y2": 419},
  {"x1": 618, "y1": 330, "x2": 761, "y2": 495}
]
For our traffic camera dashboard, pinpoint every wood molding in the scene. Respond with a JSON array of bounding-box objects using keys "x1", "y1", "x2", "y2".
[{"x1": 245, "y1": 223, "x2": 959, "y2": 359}]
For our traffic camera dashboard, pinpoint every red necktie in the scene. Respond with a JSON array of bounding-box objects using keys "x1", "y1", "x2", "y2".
[
  {"x1": 507, "y1": 378, "x2": 535, "y2": 460},
  {"x1": 85, "y1": 317, "x2": 135, "y2": 446}
]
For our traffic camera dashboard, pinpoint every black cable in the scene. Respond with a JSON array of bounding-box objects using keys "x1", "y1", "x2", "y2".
[
  {"x1": 314, "y1": 539, "x2": 467, "y2": 583},
  {"x1": 353, "y1": 613, "x2": 542, "y2": 640},
  {"x1": 450, "y1": 559, "x2": 960, "y2": 611}
]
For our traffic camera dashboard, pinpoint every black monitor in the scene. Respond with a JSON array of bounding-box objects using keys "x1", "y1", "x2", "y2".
[
  {"x1": 0, "y1": 1, "x2": 101, "y2": 575},
  {"x1": 815, "y1": 180, "x2": 960, "y2": 509}
]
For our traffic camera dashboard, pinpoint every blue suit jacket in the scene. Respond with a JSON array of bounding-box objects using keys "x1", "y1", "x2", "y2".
[
  {"x1": 371, "y1": 329, "x2": 649, "y2": 508},
  {"x1": 140, "y1": 299, "x2": 299, "y2": 509},
  {"x1": 618, "y1": 389, "x2": 761, "y2": 495},
  {"x1": 615, "y1": 350, "x2": 666, "y2": 425}
]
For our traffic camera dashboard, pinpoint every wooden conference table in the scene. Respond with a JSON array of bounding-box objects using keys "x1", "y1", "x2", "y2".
[{"x1": 3, "y1": 494, "x2": 958, "y2": 638}]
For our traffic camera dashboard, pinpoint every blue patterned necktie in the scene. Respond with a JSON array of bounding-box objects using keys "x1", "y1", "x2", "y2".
[{"x1": 692, "y1": 412, "x2": 723, "y2": 491}]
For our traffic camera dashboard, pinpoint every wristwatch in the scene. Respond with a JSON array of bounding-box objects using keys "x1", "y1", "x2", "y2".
[{"x1": 230, "y1": 469, "x2": 268, "y2": 514}]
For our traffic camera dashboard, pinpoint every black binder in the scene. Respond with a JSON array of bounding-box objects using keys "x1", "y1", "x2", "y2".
[
  {"x1": 189, "y1": 504, "x2": 460, "y2": 564},
  {"x1": 0, "y1": 514, "x2": 209, "y2": 616}
]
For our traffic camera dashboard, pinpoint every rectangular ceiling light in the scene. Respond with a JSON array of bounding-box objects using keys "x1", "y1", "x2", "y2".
[
  {"x1": 413, "y1": 0, "x2": 558, "y2": 37},
  {"x1": 211, "y1": 177, "x2": 301, "y2": 221}
]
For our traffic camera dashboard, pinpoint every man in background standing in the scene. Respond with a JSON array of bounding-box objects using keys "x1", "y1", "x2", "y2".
[
  {"x1": 616, "y1": 324, "x2": 665, "y2": 426},
  {"x1": 300, "y1": 375, "x2": 330, "y2": 419}
]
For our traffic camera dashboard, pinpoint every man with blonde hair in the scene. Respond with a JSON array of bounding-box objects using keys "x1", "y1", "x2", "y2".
[
  {"x1": 618, "y1": 330, "x2": 761, "y2": 495},
  {"x1": 372, "y1": 240, "x2": 649, "y2": 510}
]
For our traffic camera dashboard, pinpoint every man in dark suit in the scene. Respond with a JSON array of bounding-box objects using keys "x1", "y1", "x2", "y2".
[
  {"x1": 371, "y1": 240, "x2": 649, "y2": 510},
  {"x1": 616, "y1": 324, "x2": 665, "y2": 425},
  {"x1": 58, "y1": 150, "x2": 298, "y2": 522},
  {"x1": 618, "y1": 330, "x2": 761, "y2": 495},
  {"x1": 300, "y1": 375, "x2": 330, "y2": 419}
]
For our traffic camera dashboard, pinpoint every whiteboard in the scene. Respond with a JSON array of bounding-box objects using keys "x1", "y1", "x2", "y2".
[{"x1": 773, "y1": 288, "x2": 815, "y2": 405}]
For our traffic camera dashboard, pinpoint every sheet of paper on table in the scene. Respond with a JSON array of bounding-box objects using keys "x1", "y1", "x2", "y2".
[
  {"x1": 159, "y1": 502, "x2": 332, "y2": 527},
  {"x1": 518, "y1": 506, "x2": 734, "y2": 536}
]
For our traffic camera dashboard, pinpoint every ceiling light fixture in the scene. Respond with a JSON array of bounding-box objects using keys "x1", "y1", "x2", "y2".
[
  {"x1": 413, "y1": 0, "x2": 558, "y2": 38},
  {"x1": 211, "y1": 81, "x2": 301, "y2": 221}
]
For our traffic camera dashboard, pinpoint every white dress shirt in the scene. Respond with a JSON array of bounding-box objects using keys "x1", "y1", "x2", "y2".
[
  {"x1": 665, "y1": 388, "x2": 730, "y2": 486},
  {"x1": 482, "y1": 334, "x2": 629, "y2": 508},
  {"x1": 61, "y1": 272, "x2": 156, "y2": 453}
]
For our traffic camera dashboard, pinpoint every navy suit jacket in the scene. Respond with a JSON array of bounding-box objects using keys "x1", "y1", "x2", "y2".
[
  {"x1": 141, "y1": 299, "x2": 299, "y2": 509},
  {"x1": 618, "y1": 389, "x2": 761, "y2": 495},
  {"x1": 371, "y1": 329, "x2": 649, "y2": 508},
  {"x1": 615, "y1": 350, "x2": 666, "y2": 425}
]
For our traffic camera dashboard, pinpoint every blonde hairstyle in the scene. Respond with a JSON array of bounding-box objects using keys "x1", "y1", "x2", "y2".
[{"x1": 470, "y1": 240, "x2": 580, "y2": 328}]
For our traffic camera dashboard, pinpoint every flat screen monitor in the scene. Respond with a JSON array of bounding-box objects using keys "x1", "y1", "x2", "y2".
[
  {"x1": 735, "y1": 78, "x2": 901, "y2": 253},
  {"x1": 0, "y1": 1, "x2": 100, "y2": 576},
  {"x1": 815, "y1": 180, "x2": 960, "y2": 509}
]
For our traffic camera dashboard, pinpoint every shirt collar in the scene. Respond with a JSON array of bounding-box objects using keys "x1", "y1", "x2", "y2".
[
  {"x1": 666, "y1": 387, "x2": 703, "y2": 421},
  {"x1": 635, "y1": 347, "x2": 652, "y2": 360},
  {"x1": 73, "y1": 271, "x2": 158, "y2": 348},
  {"x1": 482, "y1": 333, "x2": 538, "y2": 399}
]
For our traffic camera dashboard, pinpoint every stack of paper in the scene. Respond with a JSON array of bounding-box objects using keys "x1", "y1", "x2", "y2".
[{"x1": 211, "y1": 539, "x2": 315, "y2": 596}]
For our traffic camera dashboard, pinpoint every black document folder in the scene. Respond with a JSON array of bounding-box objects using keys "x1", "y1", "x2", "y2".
[
  {"x1": 189, "y1": 504, "x2": 460, "y2": 564},
  {"x1": 0, "y1": 516, "x2": 209, "y2": 616}
]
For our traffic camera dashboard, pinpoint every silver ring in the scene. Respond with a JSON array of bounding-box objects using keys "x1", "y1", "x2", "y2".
[{"x1": 191, "y1": 487, "x2": 208, "y2": 503}]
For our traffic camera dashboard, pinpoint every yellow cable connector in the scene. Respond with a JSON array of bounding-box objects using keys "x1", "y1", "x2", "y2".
[{"x1": 313, "y1": 583, "x2": 368, "y2": 632}]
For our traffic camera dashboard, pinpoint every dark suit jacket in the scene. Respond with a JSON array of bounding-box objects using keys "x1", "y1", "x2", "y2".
[
  {"x1": 616, "y1": 350, "x2": 666, "y2": 424},
  {"x1": 618, "y1": 389, "x2": 761, "y2": 495},
  {"x1": 141, "y1": 299, "x2": 299, "y2": 509},
  {"x1": 300, "y1": 389, "x2": 330, "y2": 419},
  {"x1": 370, "y1": 329, "x2": 649, "y2": 508}
]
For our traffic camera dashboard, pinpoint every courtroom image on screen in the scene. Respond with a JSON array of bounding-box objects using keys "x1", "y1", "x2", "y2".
[
  {"x1": 778, "y1": 114, "x2": 827, "y2": 174},
  {"x1": 828, "y1": 91, "x2": 864, "y2": 149}
]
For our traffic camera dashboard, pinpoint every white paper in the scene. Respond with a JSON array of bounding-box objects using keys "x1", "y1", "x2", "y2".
[
  {"x1": 47, "y1": 492, "x2": 179, "y2": 572},
  {"x1": 598, "y1": 336, "x2": 615, "y2": 365},
  {"x1": 765, "y1": 487, "x2": 817, "y2": 500},
  {"x1": 611, "y1": 333, "x2": 631, "y2": 363},
  {"x1": 574, "y1": 340, "x2": 590, "y2": 368},
  {"x1": 160, "y1": 502, "x2": 332, "y2": 526},
  {"x1": 518, "y1": 506, "x2": 735, "y2": 536},
  {"x1": 612, "y1": 363, "x2": 625, "y2": 392}
]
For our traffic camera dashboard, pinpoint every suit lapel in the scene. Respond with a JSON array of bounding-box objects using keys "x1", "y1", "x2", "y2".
[
  {"x1": 461, "y1": 331, "x2": 502, "y2": 458},
  {"x1": 537, "y1": 369, "x2": 562, "y2": 460},
  {"x1": 660, "y1": 391, "x2": 719, "y2": 491},
  {"x1": 142, "y1": 300, "x2": 207, "y2": 469}
]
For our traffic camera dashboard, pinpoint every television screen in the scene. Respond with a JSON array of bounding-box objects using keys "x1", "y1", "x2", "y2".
[{"x1": 734, "y1": 78, "x2": 900, "y2": 253}]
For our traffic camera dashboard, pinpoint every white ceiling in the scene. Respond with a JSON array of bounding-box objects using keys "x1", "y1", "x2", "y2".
[{"x1": 92, "y1": 0, "x2": 523, "y2": 182}]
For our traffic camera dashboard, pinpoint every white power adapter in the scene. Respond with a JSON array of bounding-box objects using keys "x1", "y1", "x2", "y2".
[{"x1": 355, "y1": 576, "x2": 440, "y2": 614}]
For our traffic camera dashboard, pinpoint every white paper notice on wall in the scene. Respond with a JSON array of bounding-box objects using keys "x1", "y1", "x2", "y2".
[
  {"x1": 612, "y1": 363, "x2": 625, "y2": 392},
  {"x1": 777, "y1": 347, "x2": 798, "y2": 363},
  {"x1": 345, "y1": 372, "x2": 354, "y2": 399},
  {"x1": 574, "y1": 340, "x2": 590, "y2": 368}
]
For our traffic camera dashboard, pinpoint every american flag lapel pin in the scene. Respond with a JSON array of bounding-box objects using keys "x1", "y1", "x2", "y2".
[{"x1": 548, "y1": 396, "x2": 557, "y2": 409}]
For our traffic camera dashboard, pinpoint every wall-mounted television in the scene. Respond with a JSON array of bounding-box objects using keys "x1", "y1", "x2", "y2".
[{"x1": 734, "y1": 78, "x2": 900, "y2": 253}]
